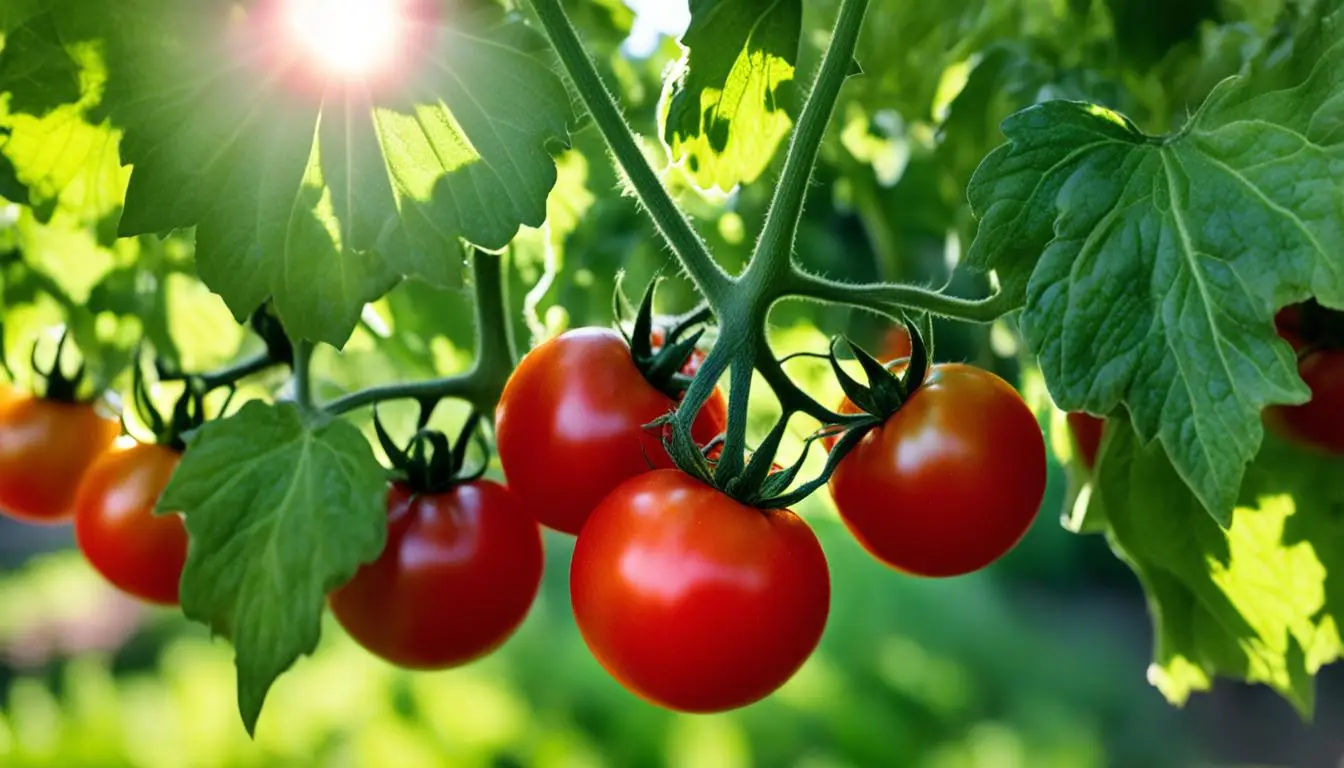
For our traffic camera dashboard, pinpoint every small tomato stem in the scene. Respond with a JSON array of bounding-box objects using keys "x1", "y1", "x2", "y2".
[
  {"x1": 714, "y1": 354, "x2": 756, "y2": 483},
  {"x1": 196, "y1": 352, "x2": 279, "y2": 391},
  {"x1": 526, "y1": 0, "x2": 733, "y2": 307},
  {"x1": 323, "y1": 249, "x2": 516, "y2": 418},
  {"x1": 790, "y1": 269, "x2": 1012, "y2": 324}
]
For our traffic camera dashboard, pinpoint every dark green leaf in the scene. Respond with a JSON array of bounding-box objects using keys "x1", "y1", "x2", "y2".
[
  {"x1": 158, "y1": 401, "x2": 388, "y2": 734},
  {"x1": 0, "y1": 13, "x2": 80, "y2": 115},
  {"x1": 966, "y1": 0, "x2": 1344, "y2": 521},
  {"x1": 661, "y1": 0, "x2": 802, "y2": 190}
]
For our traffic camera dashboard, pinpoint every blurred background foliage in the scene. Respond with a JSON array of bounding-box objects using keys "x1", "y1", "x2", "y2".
[{"x1": 3, "y1": 0, "x2": 1342, "y2": 764}]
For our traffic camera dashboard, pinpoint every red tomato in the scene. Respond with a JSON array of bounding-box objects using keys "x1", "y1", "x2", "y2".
[
  {"x1": 879, "y1": 326, "x2": 913, "y2": 361},
  {"x1": 828, "y1": 363, "x2": 1045, "y2": 578},
  {"x1": 571, "y1": 470, "x2": 830, "y2": 712},
  {"x1": 496, "y1": 328, "x2": 727, "y2": 535},
  {"x1": 1067, "y1": 412, "x2": 1105, "y2": 470},
  {"x1": 650, "y1": 326, "x2": 707, "y2": 377},
  {"x1": 74, "y1": 443, "x2": 187, "y2": 605},
  {"x1": 1266, "y1": 305, "x2": 1344, "y2": 454},
  {"x1": 330, "y1": 480, "x2": 543, "y2": 669},
  {"x1": 0, "y1": 394, "x2": 121, "y2": 523}
]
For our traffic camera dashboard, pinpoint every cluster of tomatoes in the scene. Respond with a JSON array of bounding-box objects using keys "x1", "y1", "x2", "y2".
[
  {"x1": 0, "y1": 385, "x2": 188, "y2": 605},
  {"x1": 1066, "y1": 300, "x2": 1344, "y2": 467},
  {"x1": 10, "y1": 300, "x2": 1335, "y2": 715},
  {"x1": 480, "y1": 324, "x2": 1047, "y2": 712}
]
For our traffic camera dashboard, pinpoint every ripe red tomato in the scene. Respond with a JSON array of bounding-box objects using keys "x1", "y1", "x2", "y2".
[
  {"x1": 74, "y1": 442, "x2": 187, "y2": 605},
  {"x1": 330, "y1": 480, "x2": 543, "y2": 669},
  {"x1": 879, "y1": 326, "x2": 912, "y2": 361},
  {"x1": 571, "y1": 470, "x2": 829, "y2": 712},
  {"x1": 1265, "y1": 305, "x2": 1344, "y2": 454},
  {"x1": 0, "y1": 394, "x2": 121, "y2": 523},
  {"x1": 496, "y1": 328, "x2": 727, "y2": 535},
  {"x1": 828, "y1": 363, "x2": 1046, "y2": 578},
  {"x1": 1067, "y1": 412, "x2": 1105, "y2": 470}
]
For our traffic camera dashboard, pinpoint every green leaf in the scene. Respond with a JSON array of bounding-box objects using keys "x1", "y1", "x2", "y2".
[
  {"x1": 106, "y1": 0, "x2": 573, "y2": 346},
  {"x1": 1098, "y1": 423, "x2": 1344, "y2": 716},
  {"x1": 0, "y1": 13, "x2": 80, "y2": 115},
  {"x1": 965, "y1": 0, "x2": 1344, "y2": 521},
  {"x1": 159, "y1": 401, "x2": 388, "y2": 734},
  {"x1": 660, "y1": 0, "x2": 802, "y2": 191},
  {"x1": 0, "y1": 7, "x2": 127, "y2": 225}
]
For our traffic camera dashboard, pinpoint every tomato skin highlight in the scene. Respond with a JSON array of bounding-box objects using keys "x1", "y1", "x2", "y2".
[
  {"x1": 74, "y1": 443, "x2": 187, "y2": 605},
  {"x1": 570, "y1": 470, "x2": 830, "y2": 713},
  {"x1": 0, "y1": 395, "x2": 121, "y2": 523},
  {"x1": 1067, "y1": 412, "x2": 1105, "y2": 470},
  {"x1": 495, "y1": 328, "x2": 727, "y2": 535},
  {"x1": 330, "y1": 480, "x2": 543, "y2": 669},
  {"x1": 828, "y1": 363, "x2": 1046, "y2": 578},
  {"x1": 1265, "y1": 306, "x2": 1344, "y2": 455}
]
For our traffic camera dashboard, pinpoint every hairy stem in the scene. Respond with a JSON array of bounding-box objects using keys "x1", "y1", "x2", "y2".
[
  {"x1": 745, "y1": 0, "x2": 870, "y2": 289},
  {"x1": 527, "y1": 0, "x2": 733, "y2": 306},
  {"x1": 791, "y1": 270, "x2": 1013, "y2": 323}
]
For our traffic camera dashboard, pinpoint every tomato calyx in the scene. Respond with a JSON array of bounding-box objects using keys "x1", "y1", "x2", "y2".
[
  {"x1": 130, "y1": 352, "x2": 209, "y2": 452},
  {"x1": 373, "y1": 406, "x2": 488, "y2": 495},
  {"x1": 23, "y1": 328, "x2": 91, "y2": 403},
  {"x1": 827, "y1": 317, "x2": 929, "y2": 421},
  {"x1": 619, "y1": 279, "x2": 712, "y2": 399}
]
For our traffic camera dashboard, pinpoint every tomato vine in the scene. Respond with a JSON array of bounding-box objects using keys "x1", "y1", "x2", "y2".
[{"x1": 1, "y1": 0, "x2": 1342, "y2": 737}]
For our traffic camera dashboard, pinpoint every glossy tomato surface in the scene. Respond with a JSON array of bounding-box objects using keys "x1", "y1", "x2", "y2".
[
  {"x1": 1067, "y1": 412, "x2": 1105, "y2": 470},
  {"x1": 330, "y1": 480, "x2": 543, "y2": 669},
  {"x1": 1265, "y1": 305, "x2": 1344, "y2": 454},
  {"x1": 828, "y1": 363, "x2": 1046, "y2": 578},
  {"x1": 74, "y1": 442, "x2": 186, "y2": 605},
  {"x1": 571, "y1": 470, "x2": 830, "y2": 712},
  {"x1": 496, "y1": 328, "x2": 726, "y2": 535},
  {"x1": 0, "y1": 394, "x2": 120, "y2": 523}
]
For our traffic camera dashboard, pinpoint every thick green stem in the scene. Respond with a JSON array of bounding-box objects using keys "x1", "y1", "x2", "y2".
[
  {"x1": 324, "y1": 250, "x2": 516, "y2": 417},
  {"x1": 293, "y1": 340, "x2": 315, "y2": 409},
  {"x1": 745, "y1": 0, "x2": 869, "y2": 288},
  {"x1": 790, "y1": 269, "x2": 1012, "y2": 323},
  {"x1": 527, "y1": 0, "x2": 733, "y2": 307}
]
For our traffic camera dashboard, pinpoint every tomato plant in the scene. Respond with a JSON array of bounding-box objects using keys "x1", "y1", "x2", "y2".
[
  {"x1": 74, "y1": 442, "x2": 187, "y2": 605},
  {"x1": 570, "y1": 469, "x2": 829, "y2": 712},
  {"x1": 0, "y1": 0, "x2": 1341, "y2": 740},
  {"x1": 330, "y1": 480, "x2": 543, "y2": 669},
  {"x1": 496, "y1": 327, "x2": 726, "y2": 535},
  {"x1": 829, "y1": 364, "x2": 1046, "y2": 577},
  {"x1": 0, "y1": 394, "x2": 120, "y2": 523}
]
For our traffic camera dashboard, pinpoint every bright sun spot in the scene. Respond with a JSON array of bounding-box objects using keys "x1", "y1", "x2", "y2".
[{"x1": 284, "y1": 0, "x2": 406, "y2": 78}]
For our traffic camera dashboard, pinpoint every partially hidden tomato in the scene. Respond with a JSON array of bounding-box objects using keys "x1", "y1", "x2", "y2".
[
  {"x1": 828, "y1": 363, "x2": 1046, "y2": 578},
  {"x1": 330, "y1": 480, "x2": 543, "y2": 669},
  {"x1": 1265, "y1": 304, "x2": 1344, "y2": 454},
  {"x1": 879, "y1": 325, "x2": 912, "y2": 361},
  {"x1": 1067, "y1": 412, "x2": 1105, "y2": 470},
  {"x1": 571, "y1": 469, "x2": 829, "y2": 712},
  {"x1": 0, "y1": 393, "x2": 121, "y2": 523},
  {"x1": 74, "y1": 442, "x2": 187, "y2": 605},
  {"x1": 496, "y1": 328, "x2": 727, "y2": 535}
]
